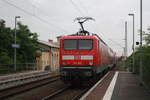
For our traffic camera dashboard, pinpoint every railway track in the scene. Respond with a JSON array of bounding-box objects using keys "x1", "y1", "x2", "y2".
[
  {"x1": 5, "y1": 79, "x2": 68, "y2": 100},
  {"x1": 0, "y1": 72, "x2": 60, "y2": 99},
  {"x1": 3, "y1": 74, "x2": 88, "y2": 100},
  {"x1": 42, "y1": 86, "x2": 89, "y2": 100},
  {"x1": 1, "y1": 68, "x2": 115, "y2": 100},
  {"x1": 40, "y1": 70, "x2": 110, "y2": 100},
  {"x1": 42, "y1": 69, "x2": 115, "y2": 100},
  {"x1": 0, "y1": 71, "x2": 51, "y2": 90}
]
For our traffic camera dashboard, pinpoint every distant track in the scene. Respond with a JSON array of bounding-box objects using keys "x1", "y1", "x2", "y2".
[
  {"x1": 0, "y1": 74, "x2": 59, "y2": 99},
  {"x1": 1, "y1": 67, "x2": 116, "y2": 100},
  {"x1": 0, "y1": 71, "x2": 51, "y2": 90}
]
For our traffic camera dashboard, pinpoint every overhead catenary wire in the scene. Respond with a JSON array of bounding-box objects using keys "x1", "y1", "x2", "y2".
[
  {"x1": 74, "y1": 1, "x2": 119, "y2": 48},
  {"x1": 92, "y1": 21, "x2": 121, "y2": 51},
  {"x1": 69, "y1": 0, "x2": 85, "y2": 16},
  {"x1": 108, "y1": 38, "x2": 124, "y2": 48},
  {"x1": 69, "y1": 0, "x2": 122, "y2": 55},
  {"x1": 77, "y1": 0, "x2": 89, "y2": 16},
  {"x1": 27, "y1": 0, "x2": 74, "y2": 36},
  {"x1": 2, "y1": 0, "x2": 70, "y2": 34},
  {"x1": 71, "y1": 0, "x2": 98, "y2": 33},
  {"x1": 26, "y1": 0, "x2": 37, "y2": 16},
  {"x1": 70, "y1": 0, "x2": 107, "y2": 41},
  {"x1": 69, "y1": 0, "x2": 116, "y2": 51}
]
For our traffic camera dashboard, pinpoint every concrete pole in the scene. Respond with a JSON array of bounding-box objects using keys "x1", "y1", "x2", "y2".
[
  {"x1": 14, "y1": 16, "x2": 20, "y2": 71},
  {"x1": 133, "y1": 15, "x2": 135, "y2": 73},
  {"x1": 128, "y1": 13, "x2": 135, "y2": 73},
  {"x1": 14, "y1": 17, "x2": 17, "y2": 71},
  {"x1": 140, "y1": 0, "x2": 143, "y2": 83},
  {"x1": 125, "y1": 21, "x2": 128, "y2": 59},
  {"x1": 124, "y1": 22, "x2": 128, "y2": 70}
]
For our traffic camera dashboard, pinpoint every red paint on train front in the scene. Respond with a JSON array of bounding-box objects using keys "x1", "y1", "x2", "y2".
[
  {"x1": 59, "y1": 35, "x2": 115, "y2": 82},
  {"x1": 59, "y1": 36, "x2": 100, "y2": 67}
]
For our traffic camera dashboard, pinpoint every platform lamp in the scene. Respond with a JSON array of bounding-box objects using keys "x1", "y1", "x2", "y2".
[
  {"x1": 14, "y1": 16, "x2": 21, "y2": 71},
  {"x1": 128, "y1": 13, "x2": 135, "y2": 73}
]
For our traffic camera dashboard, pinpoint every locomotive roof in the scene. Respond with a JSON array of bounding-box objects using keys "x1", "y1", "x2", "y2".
[
  {"x1": 61, "y1": 35, "x2": 107, "y2": 45},
  {"x1": 60, "y1": 36, "x2": 97, "y2": 39},
  {"x1": 60, "y1": 35, "x2": 114, "y2": 53}
]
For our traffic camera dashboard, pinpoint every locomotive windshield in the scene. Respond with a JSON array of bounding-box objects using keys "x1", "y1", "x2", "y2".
[
  {"x1": 63, "y1": 39, "x2": 77, "y2": 50},
  {"x1": 63, "y1": 39, "x2": 93, "y2": 50},
  {"x1": 78, "y1": 39, "x2": 92, "y2": 50}
]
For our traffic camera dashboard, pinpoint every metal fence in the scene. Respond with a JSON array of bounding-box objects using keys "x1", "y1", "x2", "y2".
[{"x1": 0, "y1": 63, "x2": 37, "y2": 75}]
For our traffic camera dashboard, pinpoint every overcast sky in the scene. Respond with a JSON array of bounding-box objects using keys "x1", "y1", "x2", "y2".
[{"x1": 0, "y1": 0, "x2": 150, "y2": 56}]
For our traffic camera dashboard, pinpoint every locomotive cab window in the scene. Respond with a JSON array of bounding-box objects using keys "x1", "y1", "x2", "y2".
[
  {"x1": 63, "y1": 39, "x2": 77, "y2": 50},
  {"x1": 63, "y1": 39, "x2": 93, "y2": 50},
  {"x1": 78, "y1": 39, "x2": 93, "y2": 50}
]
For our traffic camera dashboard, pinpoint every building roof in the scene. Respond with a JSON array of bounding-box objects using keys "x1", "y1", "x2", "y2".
[{"x1": 38, "y1": 40, "x2": 59, "y2": 48}]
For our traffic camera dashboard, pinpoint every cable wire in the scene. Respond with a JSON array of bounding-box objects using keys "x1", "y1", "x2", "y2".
[
  {"x1": 28, "y1": 0, "x2": 73, "y2": 36},
  {"x1": 69, "y1": 0, "x2": 85, "y2": 16},
  {"x1": 2, "y1": 0, "x2": 69, "y2": 33},
  {"x1": 77, "y1": 0, "x2": 89, "y2": 16}
]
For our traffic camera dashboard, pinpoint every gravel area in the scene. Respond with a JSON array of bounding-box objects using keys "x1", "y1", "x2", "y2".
[
  {"x1": 6, "y1": 80, "x2": 66, "y2": 100},
  {"x1": 50, "y1": 86, "x2": 88, "y2": 100}
]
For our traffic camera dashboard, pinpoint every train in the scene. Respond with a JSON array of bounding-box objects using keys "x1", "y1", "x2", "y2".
[{"x1": 59, "y1": 17, "x2": 116, "y2": 84}]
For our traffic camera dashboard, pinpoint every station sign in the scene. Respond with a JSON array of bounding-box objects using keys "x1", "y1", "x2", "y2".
[{"x1": 12, "y1": 44, "x2": 20, "y2": 48}]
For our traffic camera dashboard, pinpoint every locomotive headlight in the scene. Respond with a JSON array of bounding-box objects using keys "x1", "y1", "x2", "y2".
[
  {"x1": 89, "y1": 61, "x2": 93, "y2": 65},
  {"x1": 62, "y1": 61, "x2": 66, "y2": 65}
]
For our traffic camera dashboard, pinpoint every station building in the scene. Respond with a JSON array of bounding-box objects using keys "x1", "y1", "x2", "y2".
[{"x1": 36, "y1": 39, "x2": 59, "y2": 71}]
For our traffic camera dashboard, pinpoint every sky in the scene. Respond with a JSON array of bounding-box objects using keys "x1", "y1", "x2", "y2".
[{"x1": 0, "y1": 0, "x2": 150, "y2": 56}]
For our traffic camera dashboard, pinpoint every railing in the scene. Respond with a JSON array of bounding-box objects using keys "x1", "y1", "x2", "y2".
[{"x1": 0, "y1": 63, "x2": 37, "y2": 75}]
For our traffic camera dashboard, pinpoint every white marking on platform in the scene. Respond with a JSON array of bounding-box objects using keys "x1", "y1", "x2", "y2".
[
  {"x1": 102, "y1": 71, "x2": 119, "y2": 100},
  {"x1": 80, "y1": 72, "x2": 110, "y2": 100}
]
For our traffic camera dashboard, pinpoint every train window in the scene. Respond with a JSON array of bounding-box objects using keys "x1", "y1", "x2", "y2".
[
  {"x1": 78, "y1": 39, "x2": 93, "y2": 50},
  {"x1": 63, "y1": 39, "x2": 77, "y2": 50}
]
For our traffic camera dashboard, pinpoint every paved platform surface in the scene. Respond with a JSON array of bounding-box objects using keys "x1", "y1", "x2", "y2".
[
  {"x1": 111, "y1": 72, "x2": 150, "y2": 100},
  {"x1": 80, "y1": 71, "x2": 115, "y2": 100}
]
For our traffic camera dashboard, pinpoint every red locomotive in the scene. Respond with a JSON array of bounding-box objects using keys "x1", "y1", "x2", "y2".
[{"x1": 59, "y1": 17, "x2": 116, "y2": 83}]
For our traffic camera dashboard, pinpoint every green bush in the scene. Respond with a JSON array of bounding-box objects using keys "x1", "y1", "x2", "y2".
[{"x1": 127, "y1": 46, "x2": 150, "y2": 88}]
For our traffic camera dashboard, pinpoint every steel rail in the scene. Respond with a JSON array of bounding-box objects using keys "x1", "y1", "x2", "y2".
[
  {"x1": 0, "y1": 71, "x2": 51, "y2": 90},
  {"x1": 0, "y1": 75, "x2": 59, "y2": 99},
  {"x1": 42, "y1": 87, "x2": 70, "y2": 100}
]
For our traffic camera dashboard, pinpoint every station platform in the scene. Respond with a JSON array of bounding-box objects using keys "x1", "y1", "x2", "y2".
[
  {"x1": 111, "y1": 72, "x2": 150, "y2": 100},
  {"x1": 80, "y1": 71, "x2": 150, "y2": 100},
  {"x1": 0, "y1": 70, "x2": 43, "y2": 81}
]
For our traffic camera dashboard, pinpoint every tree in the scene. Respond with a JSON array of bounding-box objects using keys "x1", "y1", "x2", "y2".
[
  {"x1": 126, "y1": 26, "x2": 150, "y2": 87},
  {"x1": 144, "y1": 27, "x2": 150, "y2": 45},
  {"x1": 16, "y1": 22, "x2": 39, "y2": 63},
  {"x1": 0, "y1": 19, "x2": 39, "y2": 64},
  {"x1": 0, "y1": 19, "x2": 14, "y2": 64}
]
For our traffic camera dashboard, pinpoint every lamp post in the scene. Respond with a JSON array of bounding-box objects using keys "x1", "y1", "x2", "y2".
[
  {"x1": 128, "y1": 13, "x2": 135, "y2": 73},
  {"x1": 140, "y1": 0, "x2": 143, "y2": 47},
  {"x1": 125, "y1": 21, "x2": 128, "y2": 59},
  {"x1": 140, "y1": 0, "x2": 143, "y2": 83},
  {"x1": 14, "y1": 16, "x2": 20, "y2": 71},
  {"x1": 124, "y1": 21, "x2": 128, "y2": 70}
]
